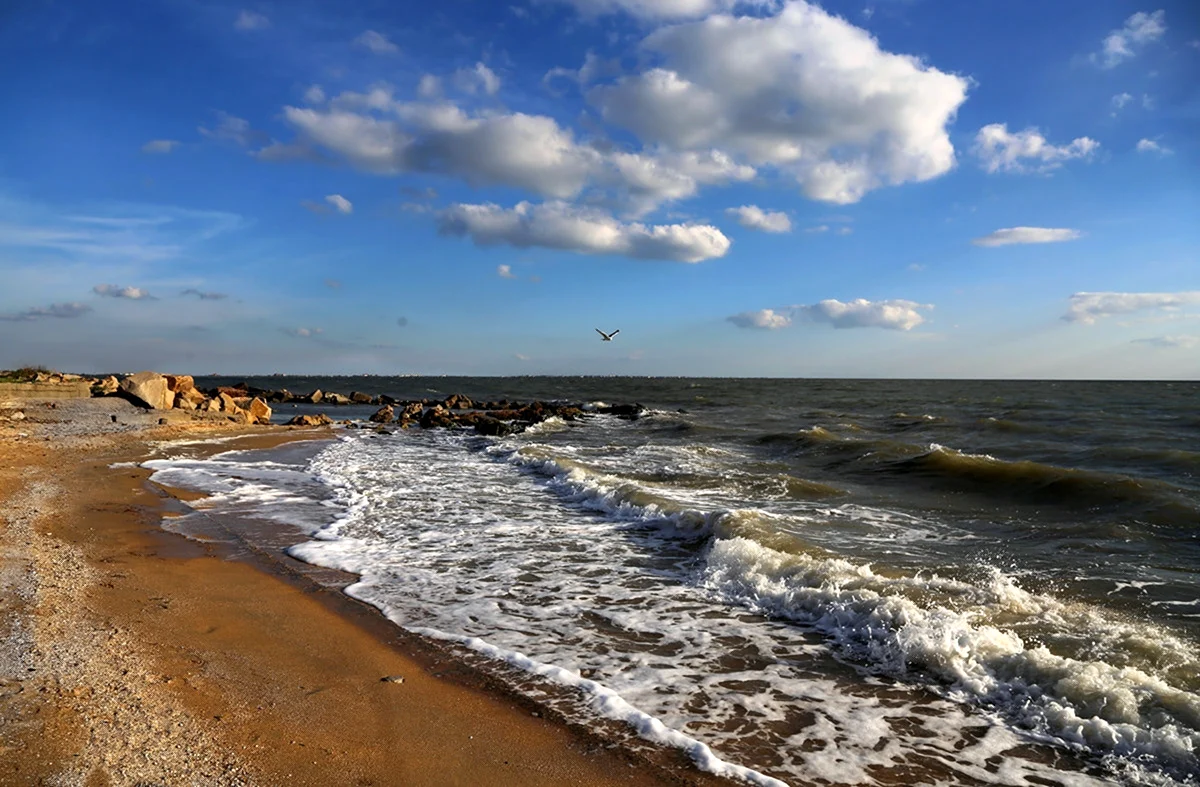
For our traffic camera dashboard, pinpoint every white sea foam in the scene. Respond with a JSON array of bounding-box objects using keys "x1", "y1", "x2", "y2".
[{"x1": 145, "y1": 426, "x2": 1199, "y2": 786}]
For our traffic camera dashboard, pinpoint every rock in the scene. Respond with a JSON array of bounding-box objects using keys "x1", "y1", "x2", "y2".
[
  {"x1": 474, "y1": 416, "x2": 516, "y2": 437},
  {"x1": 381, "y1": 675, "x2": 405, "y2": 684},
  {"x1": 119, "y1": 372, "x2": 174, "y2": 410},
  {"x1": 305, "y1": 389, "x2": 324, "y2": 404},
  {"x1": 443, "y1": 394, "x2": 473, "y2": 410},
  {"x1": 324, "y1": 393, "x2": 351, "y2": 406},
  {"x1": 247, "y1": 397, "x2": 272, "y2": 425},
  {"x1": 214, "y1": 385, "x2": 248, "y2": 398},
  {"x1": 285, "y1": 413, "x2": 332, "y2": 427},
  {"x1": 164, "y1": 375, "x2": 195, "y2": 394},
  {"x1": 92, "y1": 376, "x2": 120, "y2": 396},
  {"x1": 176, "y1": 387, "x2": 207, "y2": 410},
  {"x1": 598, "y1": 403, "x2": 645, "y2": 420},
  {"x1": 369, "y1": 405, "x2": 395, "y2": 423},
  {"x1": 379, "y1": 394, "x2": 397, "y2": 405},
  {"x1": 350, "y1": 391, "x2": 374, "y2": 404}
]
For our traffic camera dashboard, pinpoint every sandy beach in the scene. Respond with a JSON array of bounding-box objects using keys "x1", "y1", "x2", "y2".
[{"x1": 0, "y1": 398, "x2": 726, "y2": 786}]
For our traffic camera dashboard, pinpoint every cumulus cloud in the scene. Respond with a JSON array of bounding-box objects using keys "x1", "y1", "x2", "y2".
[
  {"x1": 355, "y1": 30, "x2": 399, "y2": 55},
  {"x1": 729, "y1": 298, "x2": 932, "y2": 331},
  {"x1": 1064, "y1": 291, "x2": 1200, "y2": 324},
  {"x1": 801, "y1": 298, "x2": 930, "y2": 330},
  {"x1": 549, "y1": 0, "x2": 760, "y2": 21},
  {"x1": 543, "y1": 52, "x2": 621, "y2": 91},
  {"x1": 1136, "y1": 138, "x2": 1172, "y2": 155},
  {"x1": 1092, "y1": 10, "x2": 1166, "y2": 68},
  {"x1": 325, "y1": 194, "x2": 353, "y2": 214},
  {"x1": 438, "y1": 200, "x2": 731, "y2": 262},
  {"x1": 304, "y1": 85, "x2": 326, "y2": 104},
  {"x1": 235, "y1": 10, "x2": 270, "y2": 30},
  {"x1": 727, "y1": 308, "x2": 792, "y2": 329},
  {"x1": 455, "y1": 63, "x2": 501, "y2": 96},
  {"x1": 283, "y1": 97, "x2": 597, "y2": 198},
  {"x1": 199, "y1": 111, "x2": 258, "y2": 147},
  {"x1": 588, "y1": 1, "x2": 969, "y2": 204},
  {"x1": 497, "y1": 264, "x2": 517, "y2": 278},
  {"x1": 726, "y1": 205, "x2": 791, "y2": 233},
  {"x1": 972, "y1": 227, "x2": 1082, "y2": 247},
  {"x1": 93, "y1": 284, "x2": 152, "y2": 300},
  {"x1": 282, "y1": 327, "x2": 324, "y2": 338},
  {"x1": 0, "y1": 302, "x2": 92, "y2": 322},
  {"x1": 972, "y1": 124, "x2": 1098, "y2": 174},
  {"x1": 1132, "y1": 335, "x2": 1199, "y2": 349},
  {"x1": 141, "y1": 139, "x2": 179, "y2": 154},
  {"x1": 180, "y1": 289, "x2": 228, "y2": 300}
]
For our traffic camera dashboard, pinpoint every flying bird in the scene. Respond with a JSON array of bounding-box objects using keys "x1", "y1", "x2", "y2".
[{"x1": 596, "y1": 328, "x2": 620, "y2": 342}]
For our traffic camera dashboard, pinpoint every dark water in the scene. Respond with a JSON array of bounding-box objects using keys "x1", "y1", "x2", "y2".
[{"x1": 176, "y1": 377, "x2": 1199, "y2": 785}]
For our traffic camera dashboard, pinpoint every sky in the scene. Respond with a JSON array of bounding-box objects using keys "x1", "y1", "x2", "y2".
[{"x1": 0, "y1": 0, "x2": 1197, "y2": 377}]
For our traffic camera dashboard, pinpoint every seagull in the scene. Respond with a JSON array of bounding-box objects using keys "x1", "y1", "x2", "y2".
[{"x1": 595, "y1": 328, "x2": 620, "y2": 342}]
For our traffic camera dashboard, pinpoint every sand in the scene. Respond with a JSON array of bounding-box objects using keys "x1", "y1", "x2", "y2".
[{"x1": 0, "y1": 399, "x2": 727, "y2": 786}]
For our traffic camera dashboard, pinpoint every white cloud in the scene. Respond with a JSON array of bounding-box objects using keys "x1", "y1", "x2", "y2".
[
  {"x1": 972, "y1": 124, "x2": 1099, "y2": 174},
  {"x1": 325, "y1": 194, "x2": 353, "y2": 214},
  {"x1": 355, "y1": 30, "x2": 399, "y2": 55},
  {"x1": 729, "y1": 298, "x2": 932, "y2": 331},
  {"x1": 304, "y1": 85, "x2": 326, "y2": 104},
  {"x1": 835, "y1": 226, "x2": 852, "y2": 236},
  {"x1": 727, "y1": 308, "x2": 792, "y2": 329},
  {"x1": 1092, "y1": 10, "x2": 1166, "y2": 68},
  {"x1": 549, "y1": 0, "x2": 744, "y2": 20},
  {"x1": 497, "y1": 264, "x2": 517, "y2": 278},
  {"x1": 588, "y1": 1, "x2": 969, "y2": 204},
  {"x1": 726, "y1": 205, "x2": 791, "y2": 233},
  {"x1": 283, "y1": 327, "x2": 324, "y2": 338},
  {"x1": 438, "y1": 200, "x2": 731, "y2": 262},
  {"x1": 141, "y1": 139, "x2": 179, "y2": 154},
  {"x1": 1111, "y1": 92, "x2": 1134, "y2": 114},
  {"x1": 1064, "y1": 291, "x2": 1200, "y2": 324},
  {"x1": 1132, "y1": 335, "x2": 1199, "y2": 349},
  {"x1": 0, "y1": 302, "x2": 91, "y2": 322},
  {"x1": 417, "y1": 75, "x2": 441, "y2": 98},
  {"x1": 455, "y1": 63, "x2": 501, "y2": 96},
  {"x1": 234, "y1": 10, "x2": 270, "y2": 30},
  {"x1": 514, "y1": 353, "x2": 531, "y2": 361},
  {"x1": 199, "y1": 111, "x2": 257, "y2": 147},
  {"x1": 801, "y1": 298, "x2": 930, "y2": 330},
  {"x1": 93, "y1": 284, "x2": 152, "y2": 300},
  {"x1": 544, "y1": 52, "x2": 621, "y2": 91},
  {"x1": 972, "y1": 227, "x2": 1082, "y2": 247},
  {"x1": 283, "y1": 99, "x2": 598, "y2": 199},
  {"x1": 1136, "y1": 138, "x2": 1172, "y2": 155}
]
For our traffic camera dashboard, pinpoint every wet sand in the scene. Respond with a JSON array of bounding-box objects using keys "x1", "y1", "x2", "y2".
[{"x1": 0, "y1": 401, "x2": 726, "y2": 786}]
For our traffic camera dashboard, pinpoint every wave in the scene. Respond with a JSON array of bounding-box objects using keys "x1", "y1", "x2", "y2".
[
  {"x1": 885, "y1": 445, "x2": 1200, "y2": 527},
  {"x1": 490, "y1": 441, "x2": 1200, "y2": 782}
]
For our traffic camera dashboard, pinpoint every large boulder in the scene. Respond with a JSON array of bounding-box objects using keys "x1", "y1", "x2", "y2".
[
  {"x1": 164, "y1": 374, "x2": 195, "y2": 394},
  {"x1": 324, "y1": 393, "x2": 351, "y2": 405},
  {"x1": 247, "y1": 397, "x2": 272, "y2": 425},
  {"x1": 350, "y1": 391, "x2": 374, "y2": 404},
  {"x1": 305, "y1": 389, "x2": 324, "y2": 404},
  {"x1": 369, "y1": 405, "x2": 395, "y2": 423},
  {"x1": 119, "y1": 372, "x2": 174, "y2": 410},
  {"x1": 286, "y1": 413, "x2": 332, "y2": 427},
  {"x1": 474, "y1": 416, "x2": 517, "y2": 437}
]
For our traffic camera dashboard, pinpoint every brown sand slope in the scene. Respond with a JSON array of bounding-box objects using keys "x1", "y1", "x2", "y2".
[{"x1": 0, "y1": 400, "x2": 728, "y2": 786}]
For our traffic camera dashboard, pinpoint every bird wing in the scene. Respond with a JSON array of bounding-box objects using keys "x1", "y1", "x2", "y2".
[
  {"x1": 609, "y1": 329, "x2": 619, "y2": 337},
  {"x1": 595, "y1": 328, "x2": 607, "y2": 338}
]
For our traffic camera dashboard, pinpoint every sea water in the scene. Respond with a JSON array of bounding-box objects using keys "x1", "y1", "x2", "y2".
[{"x1": 143, "y1": 378, "x2": 1200, "y2": 786}]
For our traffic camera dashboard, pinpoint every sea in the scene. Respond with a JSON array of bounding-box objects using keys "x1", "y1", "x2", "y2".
[{"x1": 142, "y1": 377, "x2": 1199, "y2": 786}]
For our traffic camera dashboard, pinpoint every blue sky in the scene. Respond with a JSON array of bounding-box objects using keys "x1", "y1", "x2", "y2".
[{"x1": 0, "y1": 0, "x2": 1197, "y2": 377}]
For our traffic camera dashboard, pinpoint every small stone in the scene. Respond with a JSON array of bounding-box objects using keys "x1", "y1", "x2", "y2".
[{"x1": 381, "y1": 675, "x2": 405, "y2": 684}]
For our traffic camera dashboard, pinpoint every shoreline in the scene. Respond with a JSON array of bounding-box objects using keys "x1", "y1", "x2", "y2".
[{"x1": 0, "y1": 400, "x2": 729, "y2": 786}]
